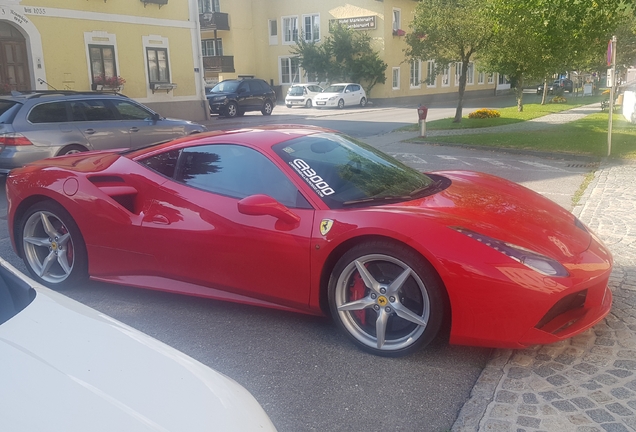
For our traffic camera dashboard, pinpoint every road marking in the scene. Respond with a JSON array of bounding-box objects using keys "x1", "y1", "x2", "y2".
[
  {"x1": 437, "y1": 155, "x2": 473, "y2": 166},
  {"x1": 472, "y1": 157, "x2": 519, "y2": 169},
  {"x1": 390, "y1": 153, "x2": 428, "y2": 164},
  {"x1": 518, "y1": 160, "x2": 568, "y2": 172}
]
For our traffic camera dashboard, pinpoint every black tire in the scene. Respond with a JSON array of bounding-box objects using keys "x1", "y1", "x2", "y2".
[
  {"x1": 261, "y1": 100, "x2": 274, "y2": 116},
  {"x1": 224, "y1": 101, "x2": 238, "y2": 118},
  {"x1": 305, "y1": 99, "x2": 312, "y2": 108},
  {"x1": 337, "y1": 99, "x2": 345, "y2": 109},
  {"x1": 359, "y1": 97, "x2": 367, "y2": 107},
  {"x1": 286, "y1": 104, "x2": 292, "y2": 108},
  {"x1": 57, "y1": 145, "x2": 87, "y2": 157},
  {"x1": 19, "y1": 200, "x2": 88, "y2": 289},
  {"x1": 328, "y1": 241, "x2": 445, "y2": 357}
]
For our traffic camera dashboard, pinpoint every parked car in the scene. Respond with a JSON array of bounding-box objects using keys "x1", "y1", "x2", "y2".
[
  {"x1": 207, "y1": 79, "x2": 276, "y2": 118},
  {"x1": 313, "y1": 83, "x2": 367, "y2": 109},
  {"x1": 622, "y1": 84, "x2": 636, "y2": 123},
  {"x1": 7, "y1": 125, "x2": 612, "y2": 357},
  {"x1": 285, "y1": 84, "x2": 323, "y2": 108},
  {"x1": 537, "y1": 78, "x2": 573, "y2": 95},
  {"x1": 0, "y1": 90, "x2": 206, "y2": 174},
  {"x1": 0, "y1": 257, "x2": 277, "y2": 432}
]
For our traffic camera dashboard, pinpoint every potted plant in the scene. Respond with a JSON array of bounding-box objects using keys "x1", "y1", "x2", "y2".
[{"x1": 92, "y1": 75, "x2": 126, "y2": 91}]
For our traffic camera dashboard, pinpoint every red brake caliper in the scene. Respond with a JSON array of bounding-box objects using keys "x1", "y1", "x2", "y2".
[{"x1": 349, "y1": 272, "x2": 367, "y2": 325}]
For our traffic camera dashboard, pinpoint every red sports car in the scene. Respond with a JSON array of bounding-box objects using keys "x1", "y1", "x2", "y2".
[{"x1": 6, "y1": 125, "x2": 613, "y2": 357}]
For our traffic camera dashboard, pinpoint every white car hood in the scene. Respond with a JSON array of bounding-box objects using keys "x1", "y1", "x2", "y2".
[{"x1": 0, "y1": 261, "x2": 276, "y2": 432}]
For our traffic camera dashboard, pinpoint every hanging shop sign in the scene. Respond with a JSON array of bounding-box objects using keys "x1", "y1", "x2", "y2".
[{"x1": 329, "y1": 16, "x2": 376, "y2": 31}]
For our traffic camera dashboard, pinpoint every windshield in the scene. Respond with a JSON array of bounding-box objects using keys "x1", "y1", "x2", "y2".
[
  {"x1": 288, "y1": 86, "x2": 305, "y2": 96},
  {"x1": 273, "y1": 133, "x2": 436, "y2": 209},
  {"x1": 323, "y1": 85, "x2": 345, "y2": 93},
  {"x1": 211, "y1": 81, "x2": 239, "y2": 93}
]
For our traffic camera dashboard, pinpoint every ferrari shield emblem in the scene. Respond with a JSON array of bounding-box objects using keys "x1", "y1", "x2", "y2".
[{"x1": 320, "y1": 219, "x2": 334, "y2": 236}]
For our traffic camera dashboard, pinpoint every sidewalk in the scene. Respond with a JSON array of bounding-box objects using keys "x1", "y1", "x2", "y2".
[{"x1": 452, "y1": 160, "x2": 636, "y2": 432}]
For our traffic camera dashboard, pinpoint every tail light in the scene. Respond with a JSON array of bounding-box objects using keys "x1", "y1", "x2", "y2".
[{"x1": 0, "y1": 133, "x2": 33, "y2": 146}]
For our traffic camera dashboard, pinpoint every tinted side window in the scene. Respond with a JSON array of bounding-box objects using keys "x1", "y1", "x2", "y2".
[
  {"x1": 239, "y1": 82, "x2": 251, "y2": 93},
  {"x1": 71, "y1": 100, "x2": 117, "y2": 121},
  {"x1": 111, "y1": 100, "x2": 152, "y2": 120},
  {"x1": 174, "y1": 144, "x2": 310, "y2": 208},
  {"x1": 141, "y1": 149, "x2": 181, "y2": 178},
  {"x1": 28, "y1": 102, "x2": 69, "y2": 123}
]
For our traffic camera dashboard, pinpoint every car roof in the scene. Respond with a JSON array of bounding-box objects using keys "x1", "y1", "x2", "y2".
[
  {"x1": 0, "y1": 90, "x2": 128, "y2": 102},
  {"x1": 128, "y1": 125, "x2": 335, "y2": 160}
]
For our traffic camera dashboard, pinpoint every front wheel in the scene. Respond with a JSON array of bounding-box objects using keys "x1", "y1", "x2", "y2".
[
  {"x1": 328, "y1": 241, "x2": 445, "y2": 357},
  {"x1": 359, "y1": 97, "x2": 367, "y2": 107},
  {"x1": 19, "y1": 201, "x2": 88, "y2": 289},
  {"x1": 305, "y1": 99, "x2": 312, "y2": 108},
  {"x1": 261, "y1": 100, "x2": 274, "y2": 116},
  {"x1": 337, "y1": 99, "x2": 345, "y2": 109},
  {"x1": 224, "y1": 102, "x2": 238, "y2": 118}
]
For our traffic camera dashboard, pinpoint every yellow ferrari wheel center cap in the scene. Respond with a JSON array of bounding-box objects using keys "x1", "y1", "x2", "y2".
[
  {"x1": 377, "y1": 295, "x2": 388, "y2": 306},
  {"x1": 51, "y1": 242, "x2": 58, "y2": 250}
]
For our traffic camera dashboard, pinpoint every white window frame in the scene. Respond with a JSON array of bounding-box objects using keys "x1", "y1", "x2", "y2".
[
  {"x1": 142, "y1": 34, "x2": 173, "y2": 98},
  {"x1": 279, "y1": 56, "x2": 301, "y2": 84},
  {"x1": 392, "y1": 8, "x2": 401, "y2": 33},
  {"x1": 392, "y1": 67, "x2": 400, "y2": 90},
  {"x1": 410, "y1": 59, "x2": 421, "y2": 88},
  {"x1": 282, "y1": 16, "x2": 299, "y2": 45},
  {"x1": 427, "y1": 60, "x2": 436, "y2": 88},
  {"x1": 268, "y1": 19, "x2": 278, "y2": 45},
  {"x1": 487, "y1": 73, "x2": 494, "y2": 84},
  {"x1": 467, "y1": 62, "x2": 474, "y2": 85},
  {"x1": 302, "y1": 13, "x2": 320, "y2": 42},
  {"x1": 84, "y1": 31, "x2": 120, "y2": 88},
  {"x1": 442, "y1": 64, "x2": 450, "y2": 87},
  {"x1": 478, "y1": 71, "x2": 485, "y2": 85}
]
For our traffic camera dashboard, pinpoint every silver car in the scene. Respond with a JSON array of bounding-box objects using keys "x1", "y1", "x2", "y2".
[{"x1": 0, "y1": 91, "x2": 206, "y2": 174}]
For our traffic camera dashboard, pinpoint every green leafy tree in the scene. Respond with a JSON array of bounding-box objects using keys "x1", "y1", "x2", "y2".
[
  {"x1": 405, "y1": 0, "x2": 495, "y2": 122},
  {"x1": 292, "y1": 24, "x2": 387, "y2": 97}
]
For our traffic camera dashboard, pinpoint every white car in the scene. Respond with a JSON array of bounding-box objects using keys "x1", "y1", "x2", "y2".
[
  {"x1": 285, "y1": 84, "x2": 323, "y2": 108},
  {"x1": 622, "y1": 85, "x2": 635, "y2": 123},
  {"x1": 313, "y1": 83, "x2": 367, "y2": 109},
  {"x1": 0, "y1": 258, "x2": 277, "y2": 432}
]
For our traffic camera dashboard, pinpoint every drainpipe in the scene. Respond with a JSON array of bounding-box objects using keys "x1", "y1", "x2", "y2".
[{"x1": 193, "y1": 0, "x2": 211, "y2": 121}]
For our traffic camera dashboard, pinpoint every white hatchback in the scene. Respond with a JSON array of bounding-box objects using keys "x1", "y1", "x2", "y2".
[
  {"x1": 313, "y1": 83, "x2": 367, "y2": 109},
  {"x1": 285, "y1": 84, "x2": 324, "y2": 108}
]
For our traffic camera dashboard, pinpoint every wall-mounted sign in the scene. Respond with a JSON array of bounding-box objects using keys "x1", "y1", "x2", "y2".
[{"x1": 329, "y1": 16, "x2": 376, "y2": 31}]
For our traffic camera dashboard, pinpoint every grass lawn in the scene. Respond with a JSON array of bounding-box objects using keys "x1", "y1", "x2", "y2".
[
  {"x1": 413, "y1": 112, "x2": 636, "y2": 159},
  {"x1": 397, "y1": 95, "x2": 605, "y2": 132}
]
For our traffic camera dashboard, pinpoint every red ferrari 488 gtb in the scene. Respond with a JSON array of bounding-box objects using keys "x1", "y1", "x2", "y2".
[{"x1": 6, "y1": 125, "x2": 612, "y2": 356}]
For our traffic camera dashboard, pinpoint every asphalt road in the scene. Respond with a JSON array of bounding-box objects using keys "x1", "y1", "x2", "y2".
[{"x1": 0, "y1": 98, "x2": 598, "y2": 431}]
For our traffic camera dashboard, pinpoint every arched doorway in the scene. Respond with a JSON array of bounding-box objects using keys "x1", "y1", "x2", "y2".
[{"x1": 0, "y1": 22, "x2": 30, "y2": 93}]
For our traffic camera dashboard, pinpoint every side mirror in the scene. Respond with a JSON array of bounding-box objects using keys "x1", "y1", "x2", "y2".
[
  {"x1": 151, "y1": 112, "x2": 161, "y2": 122},
  {"x1": 237, "y1": 194, "x2": 300, "y2": 224}
]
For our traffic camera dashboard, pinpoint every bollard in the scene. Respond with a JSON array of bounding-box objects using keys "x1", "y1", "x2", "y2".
[{"x1": 417, "y1": 105, "x2": 428, "y2": 137}]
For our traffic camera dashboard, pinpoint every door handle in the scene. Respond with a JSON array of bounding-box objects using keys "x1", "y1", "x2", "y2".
[{"x1": 84, "y1": 129, "x2": 95, "y2": 135}]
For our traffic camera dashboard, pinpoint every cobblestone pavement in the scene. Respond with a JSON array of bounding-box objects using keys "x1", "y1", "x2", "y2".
[{"x1": 452, "y1": 160, "x2": 636, "y2": 432}]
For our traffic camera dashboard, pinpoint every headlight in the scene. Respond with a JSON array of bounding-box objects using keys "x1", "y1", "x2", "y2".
[
  {"x1": 329, "y1": 96, "x2": 338, "y2": 101},
  {"x1": 452, "y1": 227, "x2": 569, "y2": 277},
  {"x1": 212, "y1": 96, "x2": 227, "y2": 102}
]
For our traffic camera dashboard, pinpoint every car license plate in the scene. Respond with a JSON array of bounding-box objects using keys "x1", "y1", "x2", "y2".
[{"x1": 317, "y1": 101, "x2": 326, "y2": 105}]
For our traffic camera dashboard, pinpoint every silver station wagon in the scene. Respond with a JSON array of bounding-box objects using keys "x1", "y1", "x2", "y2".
[{"x1": 0, "y1": 91, "x2": 206, "y2": 174}]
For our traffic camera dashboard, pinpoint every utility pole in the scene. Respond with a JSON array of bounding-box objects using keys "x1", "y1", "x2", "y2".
[{"x1": 608, "y1": 36, "x2": 617, "y2": 157}]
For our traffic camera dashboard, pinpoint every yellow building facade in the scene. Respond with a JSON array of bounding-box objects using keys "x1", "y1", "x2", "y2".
[
  {"x1": 200, "y1": 0, "x2": 509, "y2": 103},
  {"x1": 1, "y1": 0, "x2": 209, "y2": 120}
]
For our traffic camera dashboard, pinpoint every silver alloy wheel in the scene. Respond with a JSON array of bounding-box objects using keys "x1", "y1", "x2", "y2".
[
  {"x1": 226, "y1": 102, "x2": 238, "y2": 117},
  {"x1": 338, "y1": 99, "x2": 345, "y2": 109},
  {"x1": 262, "y1": 101, "x2": 273, "y2": 115},
  {"x1": 22, "y1": 210, "x2": 75, "y2": 284},
  {"x1": 360, "y1": 97, "x2": 367, "y2": 107},
  {"x1": 334, "y1": 253, "x2": 430, "y2": 351},
  {"x1": 305, "y1": 99, "x2": 312, "y2": 108}
]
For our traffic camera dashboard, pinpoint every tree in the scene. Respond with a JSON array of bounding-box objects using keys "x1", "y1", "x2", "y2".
[
  {"x1": 405, "y1": 0, "x2": 495, "y2": 122},
  {"x1": 481, "y1": 0, "x2": 634, "y2": 109},
  {"x1": 292, "y1": 24, "x2": 387, "y2": 97}
]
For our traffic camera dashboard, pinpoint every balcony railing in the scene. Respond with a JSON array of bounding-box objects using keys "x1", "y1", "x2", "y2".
[
  {"x1": 203, "y1": 56, "x2": 235, "y2": 73},
  {"x1": 199, "y1": 12, "x2": 230, "y2": 31}
]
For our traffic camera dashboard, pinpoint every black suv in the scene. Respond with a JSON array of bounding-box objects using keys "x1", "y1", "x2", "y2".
[
  {"x1": 207, "y1": 79, "x2": 276, "y2": 118},
  {"x1": 537, "y1": 78, "x2": 573, "y2": 95}
]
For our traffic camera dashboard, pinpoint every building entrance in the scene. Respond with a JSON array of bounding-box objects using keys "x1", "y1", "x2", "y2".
[{"x1": 0, "y1": 22, "x2": 30, "y2": 93}]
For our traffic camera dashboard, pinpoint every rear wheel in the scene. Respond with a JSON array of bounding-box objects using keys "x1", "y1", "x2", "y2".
[
  {"x1": 337, "y1": 99, "x2": 345, "y2": 109},
  {"x1": 305, "y1": 99, "x2": 312, "y2": 108},
  {"x1": 57, "y1": 145, "x2": 87, "y2": 156},
  {"x1": 261, "y1": 100, "x2": 274, "y2": 115},
  {"x1": 359, "y1": 97, "x2": 367, "y2": 107},
  {"x1": 328, "y1": 241, "x2": 444, "y2": 357},
  {"x1": 19, "y1": 201, "x2": 88, "y2": 289}
]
